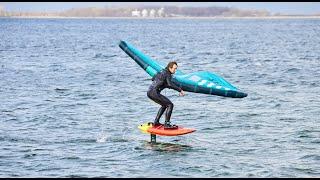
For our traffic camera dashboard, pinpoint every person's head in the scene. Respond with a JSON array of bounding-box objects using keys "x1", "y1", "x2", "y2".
[{"x1": 166, "y1": 61, "x2": 178, "y2": 74}]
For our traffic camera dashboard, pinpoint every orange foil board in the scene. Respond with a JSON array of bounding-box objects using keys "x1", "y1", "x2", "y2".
[{"x1": 147, "y1": 124, "x2": 196, "y2": 136}]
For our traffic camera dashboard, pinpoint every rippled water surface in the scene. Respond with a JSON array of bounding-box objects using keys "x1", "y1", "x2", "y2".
[{"x1": 0, "y1": 18, "x2": 320, "y2": 177}]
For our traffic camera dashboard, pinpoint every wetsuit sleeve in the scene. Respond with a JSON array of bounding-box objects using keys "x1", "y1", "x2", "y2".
[{"x1": 166, "y1": 75, "x2": 182, "y2": 92}]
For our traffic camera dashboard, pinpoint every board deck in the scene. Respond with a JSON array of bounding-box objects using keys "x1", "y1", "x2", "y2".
[{"x1": 138, "y1": 122, "x2": 196, "y2": 136}]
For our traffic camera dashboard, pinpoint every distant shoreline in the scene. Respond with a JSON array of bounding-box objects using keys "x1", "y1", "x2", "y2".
[{"x1": 2, "y1": 16, "x2": 320, "y2": 19}]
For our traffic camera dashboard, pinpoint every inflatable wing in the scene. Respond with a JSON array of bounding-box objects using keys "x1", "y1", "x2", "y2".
[{"x1": 119, "y1": 40, "x2": 247, "y2": 98}]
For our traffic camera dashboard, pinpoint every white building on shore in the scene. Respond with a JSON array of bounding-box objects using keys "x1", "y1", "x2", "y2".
[
  {"x1": 131, "y1": 9, "x2": 141, "y2": 17},
  {"x1": 157, "y1": 8, "x2": 164, "y2": 17},
  {"x1": 131, "y1": 8, "x2": 165, "y2": 18},
  {"x1": 141, "y1": 9, "x2": 148, "y2": 17},
  {"x1": 149, "y1": 9, "x2": 156, "y2": 17}
]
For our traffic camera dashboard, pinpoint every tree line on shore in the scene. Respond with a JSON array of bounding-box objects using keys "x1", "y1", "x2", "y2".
[
  {"x1": 0, "y1": 5, "x2": 318, "y2": 17},
  {"x1": 0, "y1": 5, "x2": 271, "y2": 17}
]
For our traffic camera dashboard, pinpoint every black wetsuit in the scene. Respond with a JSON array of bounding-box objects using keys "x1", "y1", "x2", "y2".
[{"x1": 147, "y1": 69, "x2": 182, "y2": 125}]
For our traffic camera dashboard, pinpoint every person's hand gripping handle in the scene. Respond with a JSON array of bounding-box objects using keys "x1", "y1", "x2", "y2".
[{"x1": 179, "y1": 90, "x2": 185, "y2": 96}]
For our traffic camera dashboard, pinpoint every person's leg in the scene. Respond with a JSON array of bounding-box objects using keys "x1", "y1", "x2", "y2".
[
  {"x1": 166, "y1": 103, "x2": 174, "y2": 122},
  {"x1": 154, "y1": 106, "x2": 166, "y2": 125},
  {"x1": 147, "y1": 91, "x2": 167, "y2": 124},
  {"x1": 157, "y1": 94, "x2": 177, "y2": 128}
]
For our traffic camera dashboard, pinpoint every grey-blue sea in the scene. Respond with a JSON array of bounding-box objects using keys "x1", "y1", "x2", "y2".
[{"x1": 0, "y1": 17, "x2": 319, "y2": 177}]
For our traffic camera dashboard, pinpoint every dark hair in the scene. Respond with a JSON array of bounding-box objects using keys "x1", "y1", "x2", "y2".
[{"x1": 166, "y1": 61, "x2": 178, "y2": 71}]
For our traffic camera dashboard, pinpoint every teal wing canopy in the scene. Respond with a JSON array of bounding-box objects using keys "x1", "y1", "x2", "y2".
[{"x1": 119, "y1": 40, "x2": 247, "y2": 98}]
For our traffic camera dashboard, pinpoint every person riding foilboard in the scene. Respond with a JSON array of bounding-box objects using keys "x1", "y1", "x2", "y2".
[{"x1": 147, "y1": 61, "x2": 185, "y2": 129}]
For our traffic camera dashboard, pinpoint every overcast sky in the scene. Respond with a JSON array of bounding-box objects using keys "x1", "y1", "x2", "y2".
[{"x1": 1, "y1": 2, "x2": 320, "y2": 15}]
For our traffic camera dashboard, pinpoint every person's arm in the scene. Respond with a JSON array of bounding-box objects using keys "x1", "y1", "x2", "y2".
[
  {"x1": 166, "y1": 75, "x2": 182, "y2": 92},
  {"x1": 151, "y1": 72, "x2": 159, "y2": 81}
]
